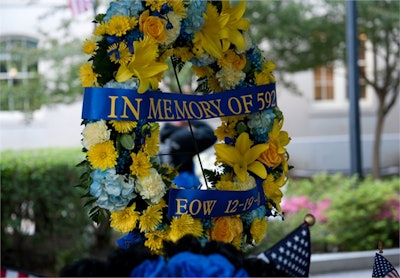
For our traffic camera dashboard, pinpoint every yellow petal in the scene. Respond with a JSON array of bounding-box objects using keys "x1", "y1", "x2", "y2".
[
  {"x1": 234, "y1": 163, "x2": 248, "y2": 182},
  {"x1": 248, "y1": 161, "x2": 267, "y2": 179},
  {"x1": 214, "y1": 144, "x2": 241, "y2": 167},
  {"x1": 115, "y1": 63, "x2": 134, "y2": 82},
  {"x1": 235, "y1": 132, "x2": 253, "y2": 155},
  {"x1": 244, "y1": 143, "x2": 268, "y2": 164}
]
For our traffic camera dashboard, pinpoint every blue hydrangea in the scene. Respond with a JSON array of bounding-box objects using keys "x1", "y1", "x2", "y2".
[
  {"x1": 241, "y1": 205, "x2": 267, "y2": 227},
  {"x1": 104, "y1": 0, "x2": 144, "y2": 22},
  {"x1": 247, "y1": 110, "x2": 276, "y2": 143},
  {"x1": 181, "y1": 0, "x2": 207, "y2": 36},
  {"x1": 246, "y1": 48, "x2": 263, "y2": 71},
  {"x1": 89, "y1": 168, "x2": 136, "y2": 211}
]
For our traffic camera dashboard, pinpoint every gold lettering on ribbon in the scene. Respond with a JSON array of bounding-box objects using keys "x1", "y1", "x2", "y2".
[
  {"x1": 227, "y1": 97, "x2": 242, "y2": 115},
  {"x1": 121, "y1": 96, "x2": 142, "y2": 119},
  {"x1": 107, "y1": 96, "x2": 119, "y2": 118},
  {"x1": 176, "y1": 198, "x2": 188, "y2": 215},
  {"x1": 174, "y1": 100, "x2": 193, "y2": 120}
]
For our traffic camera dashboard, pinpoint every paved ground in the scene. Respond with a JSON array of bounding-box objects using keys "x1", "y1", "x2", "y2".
[{"x1": 311, "y1": 269, "x2": 373, "y2": 277}]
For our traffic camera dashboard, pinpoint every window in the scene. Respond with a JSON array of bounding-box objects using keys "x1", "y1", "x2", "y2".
[
  {"x1": 0, "y1": 35, "x2": 39, "y2": 112},
  {"x1": 313, "y1": 35, "x2": 368, "y2": 102},
  {"x1": 313, "y1": 66, "x2": 334, "y2": 101}
]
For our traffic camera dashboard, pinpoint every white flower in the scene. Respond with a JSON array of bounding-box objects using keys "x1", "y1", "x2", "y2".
[
  {"x1": 135, "y1": 168, "x2": 166, "y2": 205},
  {"x1": 164, "y1": 12, "x2": 182, "y2": 45},
  {"x1": 82, "y1": 120, "x2": 111, "y2": 150},
  {"x1": 216, "y1": 65, "x2": 246, "y2": 90},
  {"x1": 233, "y1": 173, "x2": 256, "y2": 191}
]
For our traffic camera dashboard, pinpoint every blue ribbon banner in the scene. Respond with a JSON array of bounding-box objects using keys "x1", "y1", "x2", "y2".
[
  {"x1": 168, "y1": 180, "x2": 266, "y2": 218},
  {"x1": 82, "y1": 83, "x2": 277, "y2": 121}
]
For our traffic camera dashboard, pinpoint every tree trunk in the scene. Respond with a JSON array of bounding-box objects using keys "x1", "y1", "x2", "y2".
[{"x1": 372, "y1": 94, "x2": 385, "y2": 179}]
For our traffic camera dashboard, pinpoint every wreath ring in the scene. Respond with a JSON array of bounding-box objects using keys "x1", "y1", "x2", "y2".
[{"x1": 78, "y1": 0, "x2": 291, "y2": 254}]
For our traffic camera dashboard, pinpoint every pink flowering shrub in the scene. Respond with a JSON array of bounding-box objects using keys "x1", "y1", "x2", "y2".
[
  {"x1": 262, "y1": 173, "x2": 399, "y2": 253},
  {"x1": 282, "y1": 196, "x2": 331, "y2": 223}
]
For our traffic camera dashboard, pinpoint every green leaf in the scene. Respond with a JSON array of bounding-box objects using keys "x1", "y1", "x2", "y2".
[{"x1": 120, "y1": 134, "x2": 135, "y2": 150}]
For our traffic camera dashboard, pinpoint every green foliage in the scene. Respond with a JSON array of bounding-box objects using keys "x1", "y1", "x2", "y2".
[
  {"x1": 260, "y1": 173, "x2": 399, "y2": 253},
  {"x1": 0, "y1": 148, "x2": 111, "y2": 276}
]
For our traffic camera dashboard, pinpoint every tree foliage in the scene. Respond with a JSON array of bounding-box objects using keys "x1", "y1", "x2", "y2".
[{"x1": 245, "y1": 0, "x2": 399, "y2": 178}]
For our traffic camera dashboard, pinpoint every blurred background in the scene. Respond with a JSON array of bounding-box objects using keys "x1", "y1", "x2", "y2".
[{"x1": 1, "y1": 0, "x2": 399, "y2": 276}]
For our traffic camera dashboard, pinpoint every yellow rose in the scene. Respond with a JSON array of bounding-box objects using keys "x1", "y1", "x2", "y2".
[
  {"x1": 139, "y1": 10, "x2": 167, "y2": 43},
  {"x1": 211, "y1": 216, "x2": 243, "y2": 243},
  {"x1": 258, "y1": 143, "x2": 282, "y2": 169}
]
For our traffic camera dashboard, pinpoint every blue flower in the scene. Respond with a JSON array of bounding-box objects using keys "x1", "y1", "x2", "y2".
[
  {"x1": 181, "y1": 0, "x2": 207, "y2": 35},
  {"x1": 117, "y1": 231, "x2": 144, "y2": 249},
  {"x1": 247, "y1": 110, "x2": 276, "y2": 143},
  {"x1": 129, "y1": 252, "x2": 249, "y2": 277},
  {"x1": 241, "y1": 205, "x2": 267, "y2": 227},
  {"x1": 130, "y1": 256, "x2": 167, "y2": 277},
  {"x1": 89, "y1": 168, "x2": 136, "y2": 211},
  {"x1": 104, "y1": 0, "x2": 144, "y2": 22}
]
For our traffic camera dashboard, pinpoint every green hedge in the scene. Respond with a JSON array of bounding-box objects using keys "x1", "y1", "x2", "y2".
[
  {"x1": 261, "y1": 173, "x2": 400, "y2": 253},
  {"x1": 1, "y1": 148, "x2": 112, "y2": 276}
]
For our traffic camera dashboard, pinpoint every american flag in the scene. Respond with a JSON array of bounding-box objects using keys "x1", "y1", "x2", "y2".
[
  {"x1": 68, "y1": 0, "x2": 92, "y2": 16},
  {"x1": 372, "y1": 252, "x2": 400, "y2": 278},
  {"x1": 257, "y1": 222, "x2": 311, "y2": 277},
  {"x1": 1, "y1": 268, "x2": 39, "y2": 278}
]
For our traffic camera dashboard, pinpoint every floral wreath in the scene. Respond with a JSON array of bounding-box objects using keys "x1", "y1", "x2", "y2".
[{"x1": 78, "y1": 0, "x2": 291, "y2": 254}]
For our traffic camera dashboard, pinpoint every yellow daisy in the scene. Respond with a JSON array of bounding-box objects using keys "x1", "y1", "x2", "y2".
[
  {"x1": 79, "y1": 62, "x2": 99, "y2": 87},
  {"x1": 82, "y1": 39, "x2": 96, "y2": 55},
  {"x1": 145, "y1": 230, "x2": 168, "y2": 254},
  {"x1": 87, "y1": 140, "x2": 118, "y2": 170},
  {"x1": 139, "y1": 203, "x2": 164, "y2": 233},
  {"x1": 250, "y1": 218, "x2": 268, "y2": 244},
  {"x1": 130, "y1": 151, "x2": 152, "y2": 177},
  {"x1": 110, "y1": 120, "x2": 137, "y2": 133},
  {"x1": 107, "y1": 15, "x2": 132, "y2": 37},
  {"x1": 108, "y1": 42, "x2": 132, "y2": 65},
  {"x1": 143, "y1": 127, "x2": 160, "y2": 156},
  {"x1": 169, "y1": 214, "x2": 203, "y2": 242},
  {"x1": 110, "y1": 204, "x2": 140, "y2": 233}
]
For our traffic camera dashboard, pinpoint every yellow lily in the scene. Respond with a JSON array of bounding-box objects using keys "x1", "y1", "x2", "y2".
[
  {"x1": 192, "y1": 3, "x2": 229, "y2": 59},
  {"x1": 214, "y1": 132, "x2": 268, "y2": 182},
  {"x1": 116, "y1": 36, "x2": 168, "y2": 93},
  {"x1": 220, "y1": 0, "x2": 250, "y2": 51}
]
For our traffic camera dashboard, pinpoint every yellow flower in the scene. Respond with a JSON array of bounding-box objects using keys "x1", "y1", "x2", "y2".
[
  {"x1": 139, "y1": 203, "x2": 164, "y2": 232},
  {"x1": 210, "y1": 216, "x2": 243, "y2": 243},
  {"x1": 87, "y1": 140, "x2": 118, "y2": 170},
  {"x1": 262, "y1": 173, "x2": 286, "y2": 211},
  {"x1": 79, "y1": 62, "x2": 98, "y2": 87},
  {"x1": 214, "y1": 120, "x2": 237, "y2": 141},
  {"x1": 145, "y1": 230, "x2": 168, "y2": 254},
  {"x1": 173, "y1": 47, "x2": 194, "y2": 62},
  {"x1": 116, "y1": 37, "x2": 168, "y2": 93},
  {"x1": 220, "y1": 1, "x2": 250, "y2": 51},
  {"x1": 255, "y1": 60, "x2": 276, "y2": 85},
  {"x1": 110, "y1": 204, "x2": 140, "y2": 233},
  {"x1": 214, "y1": 132, "x2": 268, "y2": 182},
  {"x1": 218, "y1": 49, "x2": 246, "y2": 70},
  {"x1": 110, "y1": 120, "x2": 137, "y2": 133},
  {"x1": 168, "y1": 0, "x2": 186, "y2": 18},
  {"x1": 108, "y1": 42, "x2": 132, "y2": 65},
  {"x1": 169, "y1": 214, "x2": 203, "y2": 242},
  {"x1": 145, "y1": 0, "x2": 167, "y2": 12},
  {"x1": 93, "y1": 23, "x2": 107, "y2": 36},
  {"x1": 82, "y1": 39, "x2": 96, "y2": 55},
  {"x1": 208, "y1": 76, "x2": 223, "y2": 92},
  {"x1": 143, "y1": 126, "x2": 160, "y2": 156},
  {"x1": 107, "y1": 15, "x2": 132, "y2": 37},
  {"x1": 258, "y1": 119, "x2": 290, "y2": 171},
  {"x1": 139, "y1": 10, "x2": 167, "y2": 43},
  {"x1": 191, "y1": 65, "x2": 214, "y2": 78},
  {"x1": 192, "y1": 3, "x2": 229, "y2": 58},
  {"x1": 130, "y1": 151, "x2": 152, "y2": 177},
  {"x1": 250, "y1": 218, "x2": 268, "y2": 244}
]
